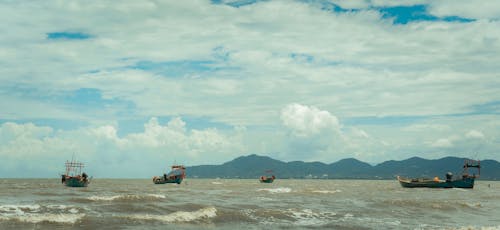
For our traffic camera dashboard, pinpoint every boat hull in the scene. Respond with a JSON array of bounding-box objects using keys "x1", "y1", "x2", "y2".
[
  {"x1": 64, "y1": 177, "x2": 89, "y2": 187},
  {"x1": 153, "y1": 176, "x2": 183, "y2": 184},
  {"x1": 259, "y1": 178, "x2": 274, "y2": 183},
  {"x1": 397, "y1": 176, "x2": 474, "y2": 189}
]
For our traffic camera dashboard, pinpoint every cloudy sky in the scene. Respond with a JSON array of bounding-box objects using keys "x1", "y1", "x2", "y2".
[{"x1": 1, "y1": 0, "x2": 499, "y2": 178}]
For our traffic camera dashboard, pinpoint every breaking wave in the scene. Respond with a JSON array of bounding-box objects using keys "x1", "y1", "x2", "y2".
[
  {"x1": 0, "y1": 213, "x2": 85, "y2": 224},
  {"x1": 87, "y1": 194, "x2": 166, "y2": 201},
  {"x1": 312, "y1": 189, "x2": 341, "y2": 194},
  {"x1": 242, "y1": 208, "x2": 336, "y2": 226},
  {"x1": 452, "y1": 226, "x2": 500, "y2": 230},
  {"x1": 125, "y1": 207, "x2": 217, "y2": 223},
  {"x1": 257, "y1": 187, "x2": 292, "y2": 194},
  {"x1": 0, "y1": 204, "x2": 84, "y2": 224}
]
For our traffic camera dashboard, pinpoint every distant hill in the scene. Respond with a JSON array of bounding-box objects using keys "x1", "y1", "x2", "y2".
[{"x1": 187, "y1": 154, "x2": 500, "y2": 180}]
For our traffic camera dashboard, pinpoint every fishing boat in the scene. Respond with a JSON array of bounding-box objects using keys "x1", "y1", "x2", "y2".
[
  {"x1": 260, "y1": 170, "x2": 275, "y2": 183},
  {"x1": 397, "y1": 159, "x2": 480, "y2": 189},
  {"x1": 152, "y1": 165, "x2": 186, "y2": 184},
  {"x1": 61, "y1": 159, "x2": 90, "y2": 187}
]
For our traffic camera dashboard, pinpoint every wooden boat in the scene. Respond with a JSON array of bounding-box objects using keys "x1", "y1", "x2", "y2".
[
  {"x1": 397, "y1": 159, "x2": 480, "y2": 189},
  {"x1": 153, "y1": 165, "x2": 186, "y2": 184},
  {"x1": 259, "y1": 175, "x2": 275, "y2": 183},
  {"x1": 260, "y1": 170, "x2": 275, "y2": 183},
  {"x1": 61, "y1": 159, "x2": 90, "y2": 187}
]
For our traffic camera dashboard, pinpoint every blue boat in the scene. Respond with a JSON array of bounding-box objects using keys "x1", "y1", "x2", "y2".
[
  {"x1": 397, "y1": 159, "x2": 480, "y2": 189},
  {"x1": 61, "y1": 159, "x2": 90, "y2": 187},
  {"x1": 153, "y1": 165, "x2": 186, "y2": 184}
]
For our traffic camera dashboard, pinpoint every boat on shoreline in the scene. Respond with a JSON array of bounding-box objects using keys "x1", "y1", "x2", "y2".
[
  {"x1": 153, "y1": 165, "x2": 186, "y2": 184},
  {"x1": 61, "y1": 159, "x2": 90, "y2": 187},
  {"x1": 397, "y1": 159, "x2": 480, "y2": 189}
]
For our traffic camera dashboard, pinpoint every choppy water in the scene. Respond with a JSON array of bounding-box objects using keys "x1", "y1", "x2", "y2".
[{"x1": 1, "y1": 179, "x2": 499, "y2": 229}]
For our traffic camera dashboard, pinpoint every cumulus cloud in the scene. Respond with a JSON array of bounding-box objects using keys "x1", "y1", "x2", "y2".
[
  {"x1": 279, "y1": 103, "x2": 340, "y2": 160},
  {"x1": 0, "y1": 118, "x2": 244, "y2": 177},
  {"x1": 281, "y1": 103, "x2": 340, "y2": 137},
  {"x1": 1, "y1": 1, "x2": 500, "y2": 167}
]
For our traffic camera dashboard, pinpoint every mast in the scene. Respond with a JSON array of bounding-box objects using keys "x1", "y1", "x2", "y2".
[
  {"x1": 65, "y1": 159, "x2": 84, "y2": 176},
  {"x1": 462, "y1": 159, "x2": 480, "y2": 178}
]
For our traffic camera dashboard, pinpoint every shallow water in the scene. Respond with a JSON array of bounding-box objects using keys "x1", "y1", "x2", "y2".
[{"x1": 1, "y1": 179, "x2": 499, "y2": 229}]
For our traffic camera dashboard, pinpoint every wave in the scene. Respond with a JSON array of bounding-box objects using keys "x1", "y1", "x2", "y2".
[
  {"x1": 311, "y1": 189, "x2": 341, "y2": 194},
  {"x1": 211, "y1": 182, "x2": 223, "y2": 185},
  {"x1": 0, "y1": 204, "x2": 41, "y2": 214},
  {"x1": 257, "y1": 187, "x2": 292, "y2": 194},
  {"x1": 383, "y1": 199, "x2": 483, "y2": 211},
  {"x1": 288, "y1": 209, "x2": 337, "y2": 226},
  {"x1": 243, "y1": 208, "x2": 336, "y2": 226},
  {"x1": 125, "y1": 207, "x2": 217, "y2": 223},
  {"x1": 0, "y1": 214, "x2": 85, "y2": 224},
  {"x1": 87, "y1": 194, "x2": 166, "y2": 201},
  {"x1": 452, "y1": 226, "x2": 500, "y2": 230},
  {"x1": 0, "y1": 204, "x2": 84, "y2": 224}
]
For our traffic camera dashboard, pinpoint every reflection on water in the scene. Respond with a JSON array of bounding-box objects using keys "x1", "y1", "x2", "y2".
[{"x1": 0, "y1": 179, "x2": 499, "y2": 229}]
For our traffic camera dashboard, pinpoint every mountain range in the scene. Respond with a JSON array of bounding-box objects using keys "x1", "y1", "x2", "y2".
[{"x1": 187, "y1": 154, "x2": 500, "y2": 180}]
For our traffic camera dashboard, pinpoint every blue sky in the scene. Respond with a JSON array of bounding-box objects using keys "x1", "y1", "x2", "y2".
[{"x1": 1, "y1": 0, "x2": 500, "y2": 178}]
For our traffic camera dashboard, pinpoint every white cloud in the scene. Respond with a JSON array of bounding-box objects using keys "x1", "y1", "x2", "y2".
[
  {"x1": 281, "y1": 103, "x2": 340, "y2": 137},
  {"x1": 0, "y1": 118, "x2": 245, "y2": 177},
  {"x1": 431, "y1": 138, "x2": 454, "y2": 148},
  {"x1": 1, "y1": 1, "x2": 499, "y2": 126},
  {"x1": 428, "y1": 0, "x2": 500, "y2": 20},
  {"x1": 403, "y1": 124, "x2": 450, "y2": 132},
  {"x1": 1, "y1": 1, "x2": 500, "y2": 167},
  {"x1": 351, "y1": 128, "x2": 370, "y2": 138},
  {"x1": 371, "y1": 0, "x2": 432, "y2": 7},
  {"x1": 465, "y1": 130, "x2": 485, "y2": 139},
  {"x1": 331, "y1": 0, "x2": 371, "y2": 9}
]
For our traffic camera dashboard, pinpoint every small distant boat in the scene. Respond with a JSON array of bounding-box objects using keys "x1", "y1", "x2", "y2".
[
  {"x1": 153, "y1": 165, "x2": 186, "y2": 184},
  {"x1": 61, "y1": 159, "x2": 90, "y2": 187},
  {"x1": 397, "y1": 159, "x2": 480, "y2": 189},
  {"x1": 260, "y1": 175, "x2": 275, "y2": 183},
  {"x1": 260, "y1": 170, "x2": 275, "y2": 183}
]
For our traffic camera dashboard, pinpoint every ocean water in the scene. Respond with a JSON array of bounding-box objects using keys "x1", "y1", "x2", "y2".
[{"x1": 0, "y1": 179, "x2": 499, "y2": 229}]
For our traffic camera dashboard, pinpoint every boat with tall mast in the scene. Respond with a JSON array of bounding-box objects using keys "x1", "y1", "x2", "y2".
[{"x1": 61, "y1": 157, "x2": 91, "y2": 187}]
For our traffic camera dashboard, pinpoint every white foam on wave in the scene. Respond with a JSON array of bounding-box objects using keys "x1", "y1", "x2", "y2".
[
  {"x1": 47, "y1": 204, "x2": 67, "y2": 210},
  {"x1": 453, "y1": 226, "x2": 500, "y2": 230},
  {"x1": 243, "y1": 208, "x2": 336, "y2": 226},
  {"x1": 0, "y1": 204, "x2": 81, "y2": 214},
  {"x1": 312, "y1": 189, "x2": 341, "y2": 194},
  {"x1": 87, "y1": 195, "x2": 121, "y2": 201},
  {"x1": 87, "y1": 194, "x2": 165, "y2": 201},
  {"x1": 211, "y1": 181, "x2": 223, "y2": 185},
  {"x1": 288, "y1": 209, "x2": 337, "y2": 226},
  {"x1": 0, "y1": 204, "x2": 41, "y2": 215},
  {"x1": 0, "y1": 204, "x2": 84, "y2": 224},
  {"x1": 257, "y1": 187, "x2": 292, "y2": 194},
  {"x1": 146, "y1": 194, "x2": 167, "y2": 199},
  {"x1": 0, "y1": 213, "x2": 85, "y2": 224},
  {"x1": 256, "y1": 197, "x2": 274, "y2": 201},
  {"x1": 343, "y1": 213, "x2": 354, "y2": 218},
  {"x1": 127, "y1": 207, "x2": 217, "y2": 223}
]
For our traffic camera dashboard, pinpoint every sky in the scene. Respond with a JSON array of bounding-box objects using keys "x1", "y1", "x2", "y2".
[{"x1": 1, "y1": 0, "x2": 499, "y2": 178}]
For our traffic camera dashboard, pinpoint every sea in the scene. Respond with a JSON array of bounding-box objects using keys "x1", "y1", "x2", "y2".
[{"x1": 0, "y1": 179, "x2": 499, "y2": 229}]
